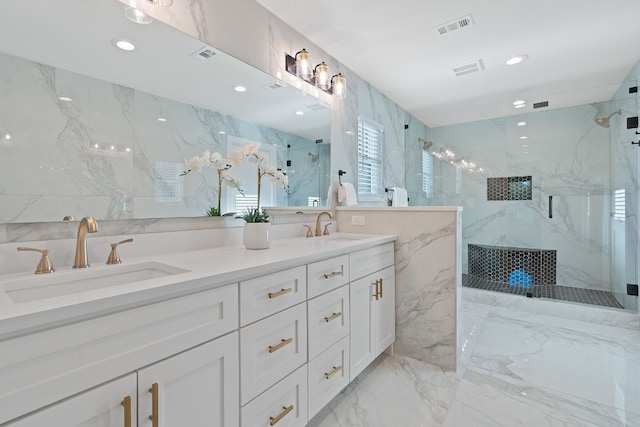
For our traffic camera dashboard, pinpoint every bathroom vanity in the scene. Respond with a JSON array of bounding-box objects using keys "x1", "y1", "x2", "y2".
[{"x1": 0, "y1": 233, "x2": 395, "y2": 426}]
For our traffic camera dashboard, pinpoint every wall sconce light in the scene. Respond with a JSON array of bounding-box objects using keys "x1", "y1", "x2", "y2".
[{"x1": 285, "y1": 50, "x2": 347, "y2": 99}]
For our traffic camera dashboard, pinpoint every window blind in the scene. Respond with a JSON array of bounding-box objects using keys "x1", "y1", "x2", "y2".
[
  {"x1": 422, "y1": 150, "x2": 433, "y2": 198},
  {"x1": 358, "y1": 117, "x2": 383, "y2": 198},
  {"x1": 614, "y1": 189, "x2": 625, "y2": 221}
]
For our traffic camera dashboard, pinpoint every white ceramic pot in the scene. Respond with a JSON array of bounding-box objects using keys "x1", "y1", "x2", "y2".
[{"x1": 243, "y1": 222, "x2": 271, "y2": 250}]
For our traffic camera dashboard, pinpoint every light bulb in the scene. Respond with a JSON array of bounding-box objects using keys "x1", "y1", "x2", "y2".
[
  {"x1": 314, "y1": 62, "x2": 330, "y2": 91},
  {"x1": 295, "y1": 49, "x2": 312, "y2": 81}
]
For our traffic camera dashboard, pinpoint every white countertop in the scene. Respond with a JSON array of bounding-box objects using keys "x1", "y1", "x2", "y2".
[{"x1": 0, "y1": 233, "x2": 395, "y2": 338}]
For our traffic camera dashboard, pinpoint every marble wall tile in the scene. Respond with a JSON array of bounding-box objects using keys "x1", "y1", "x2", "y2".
[{"x1": 336, "y1": 207, "x2": 462, "y2": 371}]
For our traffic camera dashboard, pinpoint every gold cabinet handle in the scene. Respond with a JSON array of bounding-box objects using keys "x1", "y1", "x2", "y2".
[
  {"x1": 268, "y1": 288, "x2": 293, "y2": 299},
  {"x1": 372, "y1": 279, "x2": 380, "y2": 300},
  {"x1": 324, "y1": 365, "x2": 343, "y2": 380},
  {"x1": 269, "y1": 405, "x2": 294, "y2": 426},
  {"x1": 268, "y1": 337, "x2": 293, "y2": 353},
  {"x1": 379, "y1": 278, "x2": 383, "y2": 298},
  {"x1": 148, "y1": 383, "x2": 159, "y2": 427},
  {"x1": 121, "y1": 396, "x2": 132, "y2": 427},
  {"x1": 324, "y1": 312, "x2": 342, "y2": 322},
  {"x1": 323, "y1": 271, "x2": 342, "y2": 279}
]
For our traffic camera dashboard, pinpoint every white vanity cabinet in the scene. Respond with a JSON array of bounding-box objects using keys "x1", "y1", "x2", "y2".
[
  {"x1": 7, "y1": 374, "x2": 137, "y2": 427},
  {"x1": 1, "y1": 236, "x2": 396, "y2": 427},
  {"x1": 349, "y1": 244, "x2": 396, "y2": 381},
  {"x1": 8, "y1": 333, "x2": 239, "y2": 427}
]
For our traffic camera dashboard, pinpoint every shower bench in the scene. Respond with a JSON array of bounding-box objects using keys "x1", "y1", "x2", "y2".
[{"x1": 468, "y1": 243, "x2": 556, "y2": 285}]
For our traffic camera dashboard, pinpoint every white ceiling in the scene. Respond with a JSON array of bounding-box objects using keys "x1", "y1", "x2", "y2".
[
  {"x1": 257, "y1": 0, "x2": 640, "y2": 128},
  {"x1": 0, "y1": 0, "x2": 330, "y2": 142}
]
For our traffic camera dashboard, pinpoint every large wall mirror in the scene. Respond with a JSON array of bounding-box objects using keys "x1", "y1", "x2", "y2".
[{"x1": 0, "y1": 0, "x2": 331, "y2": 223}]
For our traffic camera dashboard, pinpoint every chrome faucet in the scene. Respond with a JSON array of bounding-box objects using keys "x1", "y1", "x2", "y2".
[
  {"x1": 315, "y1": 211, "x2": 333, "y2": 236},
  {"x1": 73, "y1": 216, "x2": 99, "y2": 269}
]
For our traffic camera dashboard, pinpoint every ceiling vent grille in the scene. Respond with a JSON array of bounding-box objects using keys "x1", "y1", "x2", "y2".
[
  {"x1": 453, "y1": 59, "x2": 484, "y2": 77},
  {"x1": 262, "y1": 81, "x2": 288, "y2": 90},
  {"x1": 190, "y1": 46, "x2": 217, "y2": 61},
  {"x1": 434, "y1": 15, "x2": 474, "y2": 36},
  {"x1": 306, "y1": 102, "x2": 329, "y2": 111}
]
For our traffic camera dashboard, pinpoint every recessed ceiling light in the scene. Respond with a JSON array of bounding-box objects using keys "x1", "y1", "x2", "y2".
[
  {"x1": 124, "y1": 6, "x2": 153, "y2": 24},
  {"x1": 517, "y1": 121, "x2": 527, "y2": 126},
  {"x1": 514, "y1": 104, "x2": 526, "y2": 109},
  {"x1": 110, "y1": 145, "x2": 116, "y2": 150},
  {"x1": 295, "y1": 111, "x2": 304, "y2": 116},
  {"x1": 504, "y1": 55, "x2": 528, "y2": 66},
  {"x1": 58, "y1": 96, "x2": 72, "y2": 102},
  {"x1": 522, "y1": 144, "x2": 529, "y2": 148},
  {"x1": 218, "y1": 131, "x2": 227, "y2": 135},
  {"x1": 126, "y1": 147, "x2": 131, "y2": 152},
  {"x1": 113, "y1": 39, "x2": 136, "y2": 51},
  {"x1": 157, "y1": 117, "x2": 167, "y2": 122},
  {"x1": 94, "y1": 143, "x2": 99, "y2": 149},
  {"x1": 520, "y1": 136, "x2": 528, "y2": 140},
  {"x1": 4, "y1": 133, "x2": 11, "y2": 140},
  {"x1": 233, "y1": 85, "x2": 247, "y2": 92},
  {"x1": 345, "y1": 130, "x2": 354, "y2": 135},
  {"x1": 513, "y1": 100, "x2": 525, "y2": 106}
]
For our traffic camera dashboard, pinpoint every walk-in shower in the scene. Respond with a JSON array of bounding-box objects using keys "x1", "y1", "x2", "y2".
[{"x1": 411, "y1": 94, "x2": 638, "y2": 313}]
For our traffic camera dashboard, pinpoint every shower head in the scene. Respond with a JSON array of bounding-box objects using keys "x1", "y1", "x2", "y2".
[
  {"x1": 308, "y1": 152, "x2": 319, "y2": 162},
  {"x1": 419, "y1": 138, "x2": 433, "y2": 150},
  {"x1": 594, "y1": 109, "x2": 622, "y2": 128}
]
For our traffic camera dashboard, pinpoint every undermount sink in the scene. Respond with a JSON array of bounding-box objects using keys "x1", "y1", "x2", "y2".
[
  {"x1": 1, "y1": 262, "x2": 190, "y2": 304},
  {"x1": 321, "y1": 234, "x2": 372, "y2": 243}
]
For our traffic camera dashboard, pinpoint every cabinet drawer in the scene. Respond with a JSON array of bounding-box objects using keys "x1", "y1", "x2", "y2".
[
  {"x1": 350, "y1": 242, "x2": 394, "y2": 281},
  {"x1": 240, "y1": 266, "x2": 307, "y2": 326},
  {"x1": 240, "y1": 303, "x2": 307, "y2": 405},
  {"x1": 0, "y1": 283, "x2": 239, "y2": 425},
  {"x1": 308, "y1": 336, "x2": 349, "y2": 421},
  {"x1": 307, "y1": 255, "x2": 349, "y2": 298},
  {"x1": 307, "y1": 286, "x2": 349, "y2": 359},
  {"x1": 241, "y1": 365, "x2": 307, "y2": 427}
]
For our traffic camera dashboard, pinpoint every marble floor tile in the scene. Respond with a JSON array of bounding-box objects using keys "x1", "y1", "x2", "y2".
[
  {"x1": 310, "y1": 298, "x2": 640, "y2": 427},
  {"x1": 307, "y1": 353, "x2": 459, "y2": 427}
]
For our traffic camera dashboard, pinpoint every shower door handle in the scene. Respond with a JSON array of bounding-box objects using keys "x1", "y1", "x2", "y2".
[{"x1": 548, "y1": 195, "x2": 553, "y2": 219}]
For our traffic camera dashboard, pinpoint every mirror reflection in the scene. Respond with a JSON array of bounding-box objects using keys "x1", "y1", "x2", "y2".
[{"x1": 0, "y1": 0, "x2": 331, "y2": 223}]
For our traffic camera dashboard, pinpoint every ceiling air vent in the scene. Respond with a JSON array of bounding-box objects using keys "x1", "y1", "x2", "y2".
[
  {"x1": 190, "y1": 46, "x2": 217, "y2": 61},
  {"x1": 306, "y1": 102, "x2": 329, "y2": 111},
  {"x1": 453, "y1": 59, "x2": 484, "y2": 77},
  {"x1": 262, "y1": 81, "x2": 288, "y2": 91},
  {"x1": 533, "y1": 101, "x2": 549, "y2": 109},
  {"x1": 434, "y1": 14, "x2": 474, "y2": 36}
]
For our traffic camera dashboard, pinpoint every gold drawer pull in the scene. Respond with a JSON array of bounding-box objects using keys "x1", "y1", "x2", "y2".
[
  {"x1": 323, "y1": 271, "x2": 342, "y2": 279},
  {"x1": 324, "y1": 312, "x2": 342, "y2": 322},
  {"x1": 324, "y1": 365, "x2": 343, "y2": 380},
  {"x1": 268, "y1": 288, "x2": 293, "y2": 299},
  {"x1": 268, "y1": 337, "x2": 293, "y2": 353},
  {"x1": 121, "y1": 395, "x2": 132, "y2": 427},
  {"x1": 148, "y1": 383, "x2": 159, "y2": 427},
  {"x1": 269, "y1": 404, "x2": 294, "y2": 426},
  {"x1": 372, "y1": 279, "x2": 380, "y2": 300},
  {"x1": 379, "y1": 278, "x2": 383, "y2": 298}
]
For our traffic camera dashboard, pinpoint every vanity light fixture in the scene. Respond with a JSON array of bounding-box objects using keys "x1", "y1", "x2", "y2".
[
  {"x1": 314, "y1": 62, "x2": 330, "y2": 91},
  {"x1": 285, "y1": 50, "x2": 347, "y2": 99},
  {"x1": 124, "y1": 6, "x2": 153, "y2": 24}
]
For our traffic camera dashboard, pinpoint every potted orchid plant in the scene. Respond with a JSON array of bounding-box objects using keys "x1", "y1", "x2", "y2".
[{"x1": 180, "y1": 149, "x2": 244, "y2": 216}]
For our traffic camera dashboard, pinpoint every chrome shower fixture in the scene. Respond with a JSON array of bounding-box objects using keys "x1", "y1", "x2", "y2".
[
  {"x1": 419, "y1": 138, "x2": 433, "y2": 150},
  {"x1": 308, "y1": 152, "x2": 319, "y2": 162},
  {"x1": 594, "y1": 109, "x2": 622, "y2": 128}
]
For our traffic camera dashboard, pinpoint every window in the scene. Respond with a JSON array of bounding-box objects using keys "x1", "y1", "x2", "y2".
[
  {"x1": 357, "y1": 117, "x2": 383, "y2": 200},
  {"x1": 155, "y1": 161, "x2": 183, "y2": 202},
  {"x1": 422, "y1": 150, "x2": 433, "y2": 198}
]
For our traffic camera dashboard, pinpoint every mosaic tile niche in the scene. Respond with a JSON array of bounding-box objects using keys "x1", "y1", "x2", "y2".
[{"x1": 468, "y1": 243, "x2": 556, "y2": 286}]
